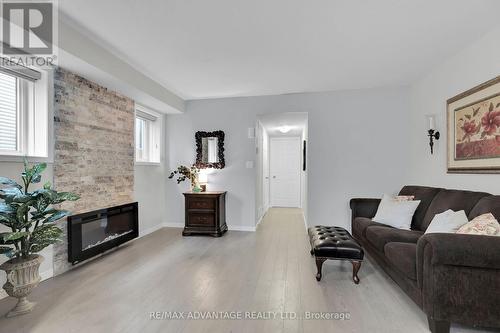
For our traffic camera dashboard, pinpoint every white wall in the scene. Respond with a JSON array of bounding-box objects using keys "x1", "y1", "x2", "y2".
[
  {"x1": 134, "y1": 116, "x2": 169, "y2": 235},
  {"x1": 134, "y1": 165, "x2": 167, "y2": 235},
  {"x1": 166, "y1": 86, "x2": 412, "y2": 231},
  {"x1": 408, "y1": 25, "x2": 500, "y2": 193},
  {"x1": 165, "y1": 99, "x2": 261, "y2": 231}
]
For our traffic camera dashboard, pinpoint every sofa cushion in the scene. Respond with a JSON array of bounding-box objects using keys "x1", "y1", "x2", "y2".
[
  {"x1": 384, "y1": 242, "x2": 417, "y2": 280},
  {"x1": 352, "y1": 217, "x2": 387, "y2": 240},
  {"x1": 469, "y1": 195, "x2": 500, "y2": 221},
  {"x1": 372, "y1": 194, "x2": 421, "y2": 230},
  {"x1": 365, "y1": 226, "x2": 423, "y2": 253},
  {"x1": 421, "y1": 189, "x2": 490, "y2": 231},
  {"x1": 398, "y1": 186, "x2": 442, "y2": 231}
]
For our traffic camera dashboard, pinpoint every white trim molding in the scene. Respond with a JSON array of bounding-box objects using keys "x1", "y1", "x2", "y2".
[
  {"x1": 163, "y1": 222, "x2": 185, "y2": 228},
  {"x1": 228, "y1": 225, "x2": 256, "y2": 232},
  {"x1": 139, "y1": 223, "x2": 165, "y2": 238},
  {"x1": 163, "y1": 222, "x2": 256, "y2": 232},
  {"x1": 302, "y1": 211, "x2": 308, "y2": 230}
]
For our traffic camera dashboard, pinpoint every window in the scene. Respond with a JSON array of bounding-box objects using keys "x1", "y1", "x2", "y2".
[
  {"x1": 135, "y1": 105, "x2": 161, "y2": 163},
  {"x1": 0, "y1": 62, "x2": 49, "y2": 158},
  {"x1": 0, "y1": 72, "x2": 18, "y2": 151}
]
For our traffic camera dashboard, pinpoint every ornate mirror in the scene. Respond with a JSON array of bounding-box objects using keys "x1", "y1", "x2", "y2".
[{"x1": 195, "y1": 130, "x2": 225, "y2": 169}]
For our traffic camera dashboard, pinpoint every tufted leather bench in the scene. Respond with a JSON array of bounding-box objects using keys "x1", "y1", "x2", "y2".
[{"x1": 308, "y1": 226, "x2": 364, "y2": 283}]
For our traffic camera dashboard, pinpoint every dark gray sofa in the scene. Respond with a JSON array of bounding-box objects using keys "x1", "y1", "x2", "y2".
[{"x1": 350, "y1": 185, "x2": 500, "y2": 333}]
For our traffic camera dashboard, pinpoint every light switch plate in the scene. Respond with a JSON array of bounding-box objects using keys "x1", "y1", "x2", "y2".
[{"x1": 245, "y1": 161, "x2": 254, "y2": 168}]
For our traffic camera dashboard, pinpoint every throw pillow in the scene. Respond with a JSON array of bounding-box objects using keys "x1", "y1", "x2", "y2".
[
  {"x1": 425, "y1": 209, "x2": 468, "y2": 234},
  {"x1": 456, "y1": 213, "x2": 500, "y2": 236},
  {"x1": 394, "y1": 195, "x2": 415, "y2": 202},
  {"x1": 373, "y1": 194, "x2": 421, "y2": 230}
]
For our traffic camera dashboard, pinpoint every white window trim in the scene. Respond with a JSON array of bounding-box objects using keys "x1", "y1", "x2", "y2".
[
  {"x1": 0, "y1": 67, "x2": 54, "y2": 163},
  {"x1": 134, "y1": 104, "x2": 162, "y2": 165}
]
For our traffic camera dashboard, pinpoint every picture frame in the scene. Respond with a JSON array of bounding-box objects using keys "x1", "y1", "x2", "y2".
[
  {"x1": 447, "y1": 76, "x2": 500, "y2": 174},
  {"x1": 195, "y1": 130, "x2": 225, "y2": 169}
]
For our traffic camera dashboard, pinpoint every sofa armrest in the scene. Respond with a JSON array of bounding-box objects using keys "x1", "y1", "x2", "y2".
[
  {"x1": 349, "y1": 198, "x2": 380, "y2": 222},
  {"x1": 417, "y1": 233, "x2": 500, "y2": 271},
  {"x1": 417, "y1": 233, "x2": 500, "y2": 326}
]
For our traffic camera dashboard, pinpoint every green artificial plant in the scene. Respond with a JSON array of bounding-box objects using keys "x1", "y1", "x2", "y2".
[{"x1": 0, "y1": 160, "x2": 79, "y2": 261}]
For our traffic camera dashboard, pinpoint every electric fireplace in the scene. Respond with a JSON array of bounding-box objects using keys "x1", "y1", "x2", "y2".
[{"x1": 67, "y1": 202, "x2": 138, "y2": 264}]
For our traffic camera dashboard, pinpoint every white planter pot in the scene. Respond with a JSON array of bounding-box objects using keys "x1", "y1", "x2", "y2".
[{"x1": 0, "y1": 254, "x2": 43, "y2": 317}]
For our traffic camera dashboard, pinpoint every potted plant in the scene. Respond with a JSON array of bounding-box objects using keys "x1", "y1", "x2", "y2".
[
  {"x1": 168, "y1": 164, "x2": 202, "y2": 192},
  {"x1": 0, "y1": 160, "x2": 79, "y2": 317}
]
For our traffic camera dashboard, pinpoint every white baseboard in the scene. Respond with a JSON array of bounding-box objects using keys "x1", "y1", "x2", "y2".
[
  {"x1": 256, "y1": 208, "x2": 269, "y2": 230},
  {"x1": 40, "y1": 269, "x2": 53, "y2": 281},
  {"x1": 255, "y1": 218, "x2": 263, "y2": 230},
  {"x1": 163, "y1": 221, "x2": 256, "y2": 232},
  {"x1": 255, "y1": 215, "x2": 264, "y2": 230},
  {"x1": 139, "y1": 223, "x2": 165, "y2": 237},
  {"x1": 228, "y1": 225, "x2": 256, "y2": 232},
  {"x1": 163, "y1": 222, "x2": 184, "y2": 228},
  {"x1": 302, "y1": 211, "x2": 308, "y2": 230}
]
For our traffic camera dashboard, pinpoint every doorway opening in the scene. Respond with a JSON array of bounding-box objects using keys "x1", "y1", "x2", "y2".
[{"x1": 255, "y1": 112, "x2": 308, "y2": 227}]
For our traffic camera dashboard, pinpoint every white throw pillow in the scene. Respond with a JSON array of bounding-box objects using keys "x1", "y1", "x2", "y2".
[
  {"x1": 373, "y1": 194, "x2": 421, "y2": 230},
  {"x1": 425, "y1": 209, "x2": 469, "y2": 234}
]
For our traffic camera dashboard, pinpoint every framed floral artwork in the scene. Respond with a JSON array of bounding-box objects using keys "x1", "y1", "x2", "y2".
[{"x1": 447, "y1": 76, "x2": 500, "y2": 173}]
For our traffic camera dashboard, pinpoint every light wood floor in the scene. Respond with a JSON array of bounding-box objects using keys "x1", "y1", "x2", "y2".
[{"x1": 0, "y1": 208, "x2": 492, "y2": 333}]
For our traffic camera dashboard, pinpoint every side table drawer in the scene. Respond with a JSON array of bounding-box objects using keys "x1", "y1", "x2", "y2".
[
  {"x1": 187, "y1": 212, "x2": 215, "y2": 226},
  {"x1": 188, "y1": 198, "x2": 215, "y2": 210}
]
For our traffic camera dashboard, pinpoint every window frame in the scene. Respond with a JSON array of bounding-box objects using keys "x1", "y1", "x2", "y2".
[
  {"x1": 0, "y1": 67, "x2": 52, "y2": 163},
  {"x1": 134, "y1": 104, "x2": 162, "y2": 165}
]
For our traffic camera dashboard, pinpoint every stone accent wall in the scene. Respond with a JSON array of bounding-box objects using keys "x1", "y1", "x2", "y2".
[{"x1": 53, "y1": 68, "x2": 135, "y2": 275}]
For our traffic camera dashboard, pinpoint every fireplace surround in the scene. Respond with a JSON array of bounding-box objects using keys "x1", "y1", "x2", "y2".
[{"x1": 67, "y1": 202, "x2": 139, "y2": 264}]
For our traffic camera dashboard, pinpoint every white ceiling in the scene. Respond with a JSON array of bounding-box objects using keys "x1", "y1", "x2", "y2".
[
  {"x1": 59, "y1": 0, "x2": 500, "y2": 100},
  {"x1": 259, "y1": 113, "x2": 307, "y2": 137}
]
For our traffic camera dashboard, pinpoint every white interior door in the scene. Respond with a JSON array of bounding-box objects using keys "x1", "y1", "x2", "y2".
[{"x1": 270, "y1": 137, "x2": 301, "y2": 207}]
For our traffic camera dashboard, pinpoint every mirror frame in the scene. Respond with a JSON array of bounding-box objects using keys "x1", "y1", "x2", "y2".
[{"x1": 195, "y1": 130, "x2": 225, "y2": 169}]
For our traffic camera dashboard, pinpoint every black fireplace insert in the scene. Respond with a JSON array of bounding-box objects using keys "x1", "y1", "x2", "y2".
[{"x1": 67, "y1": 202, "x2": 138, "y2": 264}]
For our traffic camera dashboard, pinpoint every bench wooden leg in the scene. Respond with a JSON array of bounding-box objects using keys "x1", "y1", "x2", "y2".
[
  {"x1": 315, "y1": 257, "x2": 327, "y2": 281},
  {"x1": 351, "y1": 260, "x2": 361, "y2": 284}
]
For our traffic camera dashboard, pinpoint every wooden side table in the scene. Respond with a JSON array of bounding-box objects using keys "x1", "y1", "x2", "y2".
[{"x1": 183, "y1": 191, "x2": 227, "y2": 237}]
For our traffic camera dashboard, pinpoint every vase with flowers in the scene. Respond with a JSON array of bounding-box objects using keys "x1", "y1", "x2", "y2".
[{"x1": 168, "y1": 164, "x2": 202, "y2": 192}]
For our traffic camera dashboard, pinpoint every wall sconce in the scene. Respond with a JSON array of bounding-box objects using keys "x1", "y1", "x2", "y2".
[{"x1": 426, "y1": 115, "x2": 440, "y2": 154}]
